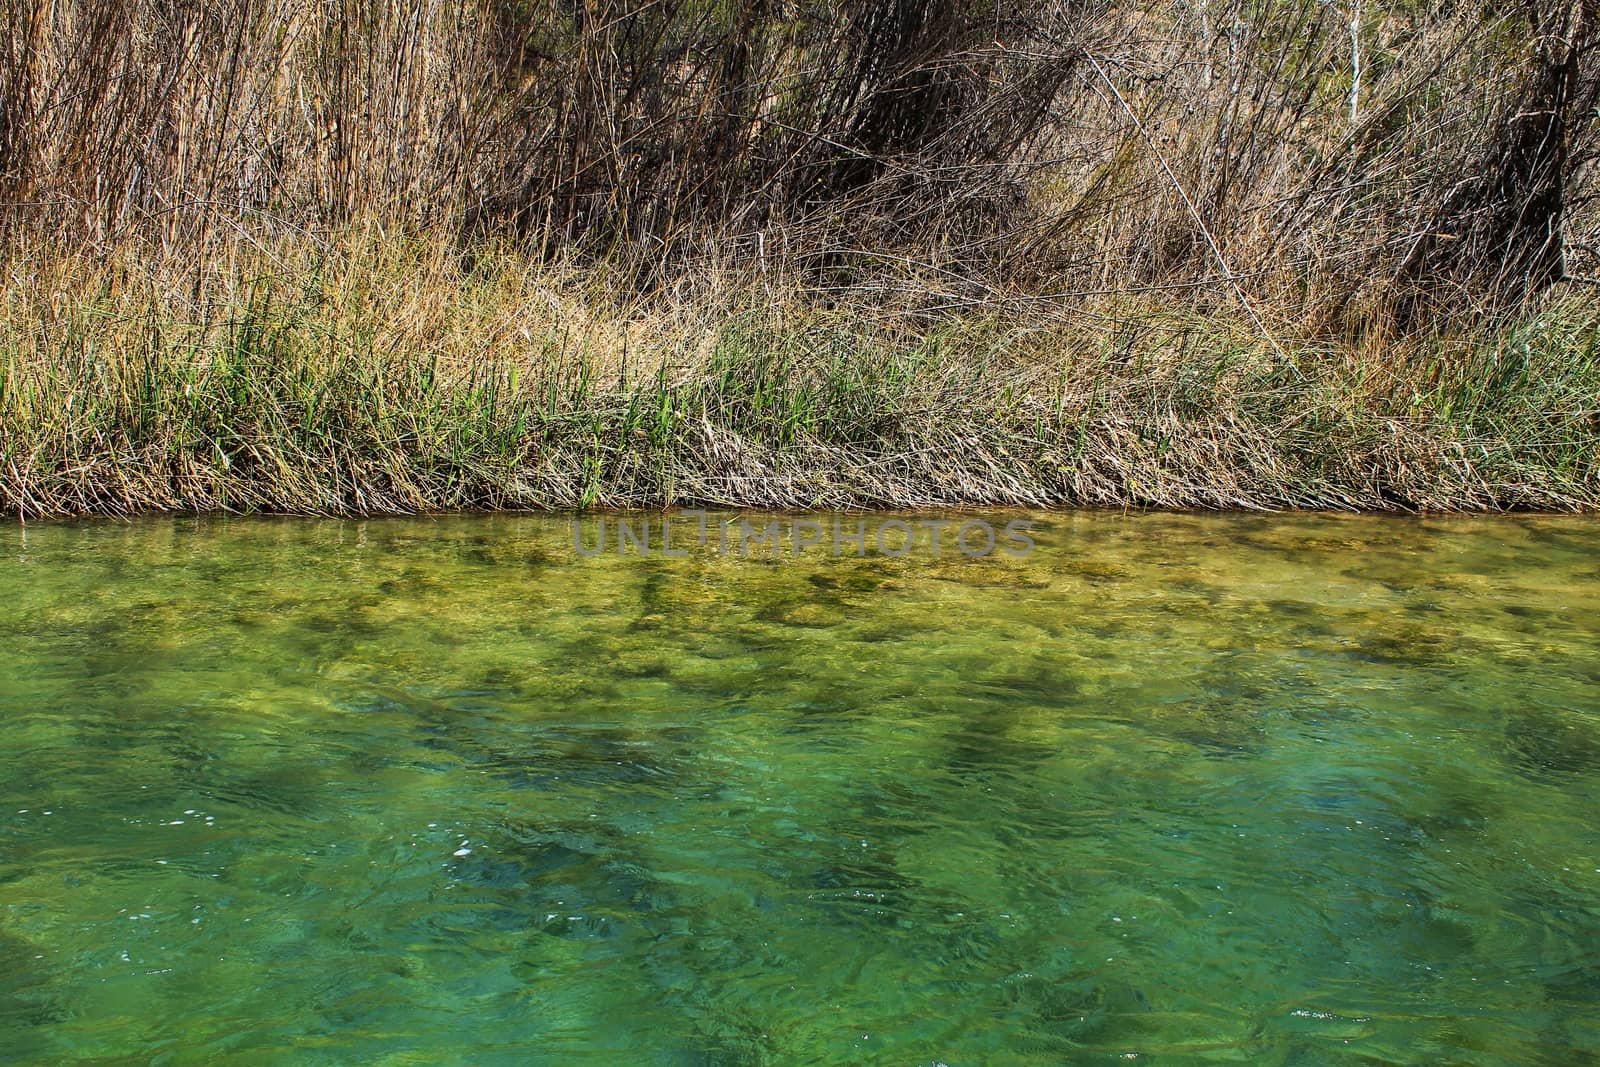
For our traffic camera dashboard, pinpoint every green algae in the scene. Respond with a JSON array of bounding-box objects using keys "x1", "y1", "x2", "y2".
[{"x1": 0, "y1": 511, "x2": 1597, "y2": 1064}]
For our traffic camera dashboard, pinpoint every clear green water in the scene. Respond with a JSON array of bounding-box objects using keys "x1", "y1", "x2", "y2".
[{"x1": 1, "y1": 512, "x2": 1598, "y2": 1065}]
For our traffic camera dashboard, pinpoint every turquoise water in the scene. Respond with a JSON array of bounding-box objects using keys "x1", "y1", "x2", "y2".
[{"x1": 1, "y1": 512, "x2": 1597, "y2": 1064}]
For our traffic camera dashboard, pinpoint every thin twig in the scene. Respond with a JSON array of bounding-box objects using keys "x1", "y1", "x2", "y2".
[{"x1": 1083, "y1": 49, "x2": 1292, "y2": 368}]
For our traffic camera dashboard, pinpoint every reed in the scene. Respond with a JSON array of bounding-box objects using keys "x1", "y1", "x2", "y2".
[
  {"x1": 1, "y1": 1, "x2": 1595, "y2": 308},
  {"x1": 1, "y1": 2, "x2": 1597, "y2": 516}
]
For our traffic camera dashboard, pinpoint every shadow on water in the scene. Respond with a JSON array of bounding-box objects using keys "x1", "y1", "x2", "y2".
[
  {"x1": 1504, "y1": 707, "x2": 1600, "y2": 781},
  {"x1": 0, "y1": 930, "x2": 63, "y2": 1030}
]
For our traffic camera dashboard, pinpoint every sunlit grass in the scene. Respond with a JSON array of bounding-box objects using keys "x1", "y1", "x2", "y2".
[{"x1": 2, "y1": 233, "x2": 1597, "y2": 517}]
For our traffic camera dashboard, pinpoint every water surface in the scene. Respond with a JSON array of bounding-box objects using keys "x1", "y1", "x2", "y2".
[{"x1": 1, "y1": 511, "x2": 1598, "y2": 1064}]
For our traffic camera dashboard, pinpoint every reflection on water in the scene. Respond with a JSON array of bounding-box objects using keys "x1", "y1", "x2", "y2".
[{"x1": 1, "y1": 511, "x2": 1597, "y2": 1064}]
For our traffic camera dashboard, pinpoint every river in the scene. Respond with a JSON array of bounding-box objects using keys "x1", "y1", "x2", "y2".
[{"x1": 2, "y1": 512, "x2": 1597, "y2": 1063}]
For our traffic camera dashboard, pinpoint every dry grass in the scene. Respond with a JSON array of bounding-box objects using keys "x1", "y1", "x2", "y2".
[
  {"x1": 2, "y1": 2, "x2": 1597, "y2": 517},
  {"x1": 2, "y1": 1, "x2": 1595, "y2": 308},
  {"x1": 2, "y1": 233, "x2": 1595, "y2": 518}
]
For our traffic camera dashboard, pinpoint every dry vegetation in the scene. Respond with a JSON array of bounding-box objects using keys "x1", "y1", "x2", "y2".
[{"x1": 1, "y1": 0, "x2": 1598, "y2": 516}]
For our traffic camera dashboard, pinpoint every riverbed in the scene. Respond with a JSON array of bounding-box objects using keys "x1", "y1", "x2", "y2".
[{"x1": 2, "y1": 512, "x2": 1597, "y2": 1063}]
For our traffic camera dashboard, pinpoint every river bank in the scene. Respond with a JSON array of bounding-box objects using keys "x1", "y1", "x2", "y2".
[{"x1": 3, "y1": 239, "x2": 1597, "y2": 519}]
